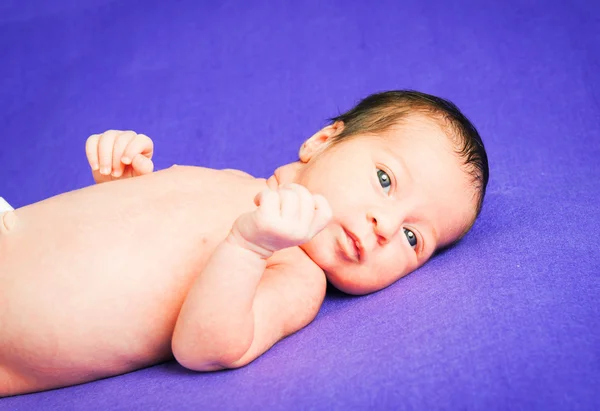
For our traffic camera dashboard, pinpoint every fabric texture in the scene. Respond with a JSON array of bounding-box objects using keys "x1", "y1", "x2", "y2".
[{"x1": 0, "y1": 0, "x2": 598, "y2": 410}]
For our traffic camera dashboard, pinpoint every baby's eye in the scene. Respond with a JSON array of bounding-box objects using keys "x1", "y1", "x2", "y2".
[
  {"x1": 404, "y1": 228, "x2": 417, "y2": 248},
  {"x1": 377, "y1": 169, "x2": 392, "y2": 194}
]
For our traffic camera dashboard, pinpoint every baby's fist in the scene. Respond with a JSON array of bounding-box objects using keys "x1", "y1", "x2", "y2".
[
  {"x1": 231, "y1": 184, "x2": 332, "y2": 258},
  {"x1": 86, "y1": 130, "x2": 154, "y2": 184}
]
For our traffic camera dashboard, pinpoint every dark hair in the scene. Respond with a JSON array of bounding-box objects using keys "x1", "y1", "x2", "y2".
[{"x1": 329, "y1": 90, "x2": 489, "y2": 227}]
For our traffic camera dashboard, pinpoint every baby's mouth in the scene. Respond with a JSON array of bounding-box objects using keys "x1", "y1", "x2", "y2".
[{"x1": 341, "y1": 228, "x2": 362, "y2": 263}]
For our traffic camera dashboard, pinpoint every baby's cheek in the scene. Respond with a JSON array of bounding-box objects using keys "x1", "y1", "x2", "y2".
[
  {"x1": 302, "y1": 231, "x2": 331, "y2": 265},
  {"x1": 378, "y1": 245, "x2": 413, "y2": 277}
]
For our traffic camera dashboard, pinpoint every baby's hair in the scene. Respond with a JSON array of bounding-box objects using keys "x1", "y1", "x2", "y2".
[{"x1": 328, "y1": 90, "x2": 489, "y2": 223}]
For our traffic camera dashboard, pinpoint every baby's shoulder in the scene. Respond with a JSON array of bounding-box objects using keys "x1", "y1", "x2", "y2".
[
  {"x1": 220, "y1": 168, "x2": 254, "y2": 179},
  {"x1": 164, "y1": 164, "x2": 253, "y2": 179},
  {"x1": 160, "y1": 165, "x2": 264, "y2": 190}
]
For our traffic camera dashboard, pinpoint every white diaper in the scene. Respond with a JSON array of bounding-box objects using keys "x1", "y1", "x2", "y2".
[{"x1": 0, "y1": 197, "x2": 14, "y2": 214}]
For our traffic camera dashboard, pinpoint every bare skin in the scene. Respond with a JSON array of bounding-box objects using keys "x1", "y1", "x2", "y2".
[
  {"x1": 0, "y1": 116, "x2": 476, "y2": 396},
  {"x1": 0, "y1": 165, "x2": 329, "y2": 395}
]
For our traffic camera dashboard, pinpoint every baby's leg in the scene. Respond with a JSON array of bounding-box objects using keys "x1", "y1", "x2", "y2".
[
  {"x1": 0, "y1": 217, "x2": 56, "y2": 397},
  {"x1": 0, "y1": 206, "x2": 34, "y2": 397},
  {"x1": 0, "y1": 210, "x2": 22, "y2": 397},
  {"x1": 1, "y1": 210, "x2": 17, "y2": 233},
  {"x1": 0, "y1": 197, "x2": 15, "y2": 233},
  {"x1": 1, "y1": 195, "x2": 16, "y2": 233}
]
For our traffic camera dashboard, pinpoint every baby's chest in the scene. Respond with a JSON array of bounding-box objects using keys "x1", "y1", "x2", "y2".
[
  {"x1": 120, "y1": 168, "x2": 266, "y2": 266},
  {"x1": 144, "y1": 168, "x2": 264, "y2": 239}
]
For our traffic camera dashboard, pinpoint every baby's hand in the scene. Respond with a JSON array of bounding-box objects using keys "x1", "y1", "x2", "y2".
[
  {"x1": 85, "y1": 130, "x2": 154, "y2": 184},
  {"x1": 230, "y1": 184, "x2": 333, "y2": 258}
]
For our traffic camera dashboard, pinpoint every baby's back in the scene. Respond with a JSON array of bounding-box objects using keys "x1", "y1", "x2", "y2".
[{"x1": 0, "y1": 166, "x2": 265, "y2": 391}]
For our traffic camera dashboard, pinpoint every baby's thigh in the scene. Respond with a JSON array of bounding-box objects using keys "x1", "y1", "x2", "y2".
[
  {"x1": 0, "y1": 210, "x2": 17, "y2": 234},
  {"x1": 0, "y1": 211, "x2": 33, "y2": 391},
  {"x1": 0, "y1": 210, "x2": 18, "y2": 323},
  {"x1": 0, "y1": 211, "x2": 16, "y2": 341},
  {"x1": 0, "y1": 219, "x2": 21, "y2": 397}
]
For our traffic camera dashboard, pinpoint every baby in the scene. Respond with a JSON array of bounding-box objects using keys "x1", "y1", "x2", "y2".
[{"x1": 0, "y1": 90, "x2": 489, "y2": 396}]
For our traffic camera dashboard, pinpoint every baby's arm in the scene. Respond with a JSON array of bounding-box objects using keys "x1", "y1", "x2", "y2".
[
  {"x1": 172, "y1": 184, "x2": 332, "y2": 370},
  {"x1": 85, "y1": 130, "x2": 154, "y2": 184}
]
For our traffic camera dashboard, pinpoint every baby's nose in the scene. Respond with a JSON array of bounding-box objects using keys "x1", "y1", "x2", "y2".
[{"x1": 367, "y1": 211, "x2": 401, "y2": 244}]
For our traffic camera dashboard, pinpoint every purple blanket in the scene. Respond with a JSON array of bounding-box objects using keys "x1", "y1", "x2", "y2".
[{"x1": 1, "y1": 0, "x2": 598, "y2": 410}]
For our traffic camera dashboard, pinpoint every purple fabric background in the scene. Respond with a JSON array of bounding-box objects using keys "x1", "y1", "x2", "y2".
[{"x1": 1, "y1": 0, "x2": 599, "y2": 410}]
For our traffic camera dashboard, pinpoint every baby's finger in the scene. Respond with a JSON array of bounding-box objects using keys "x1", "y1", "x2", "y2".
[
  {"x1": 308, "y1": 194, "x2": 333, "y2": 237},
  {"x1": 122, "y1": 133, "x2": 154, "y2": 165},
  {"x1": 85, "y1": 134, "x2": 100, "y2": 171},
  {"x1": 254, "y1": 189, "x2": 280, "y2": 218},
  {"x1": 97, "y1": 130, "x2": 119, "y2": 175},
  {"x1": 131, "y1": 154, "x2": 154, "y2": 177},
  {"x1": 111, "y1": 131, "x2": 136, "y2": 177}
]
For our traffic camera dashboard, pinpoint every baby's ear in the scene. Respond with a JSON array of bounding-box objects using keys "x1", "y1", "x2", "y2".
[{"x1": 299, "y1": 121, "x2": 344, "y2": 162}]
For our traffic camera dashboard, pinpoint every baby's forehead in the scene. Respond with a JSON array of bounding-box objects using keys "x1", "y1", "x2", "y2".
[
  {"x1": 382, "y1": 119, "x2": 476, "y2": 238},
  {"x1": 378, "y1": 115, "x2": 459, "y2": 159}
]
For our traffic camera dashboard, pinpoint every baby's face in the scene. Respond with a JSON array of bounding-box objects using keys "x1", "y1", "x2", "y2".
[{"x1": 295, "y1": 115, "x2": 477, "y2": 294}]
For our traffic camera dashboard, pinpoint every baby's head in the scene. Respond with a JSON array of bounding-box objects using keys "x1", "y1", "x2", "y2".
[{"x1": 272, "y1": 90, "x2": 489, "y2": 295}]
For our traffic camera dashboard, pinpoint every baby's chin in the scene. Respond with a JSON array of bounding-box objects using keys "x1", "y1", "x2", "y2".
[
  {"x1": 327, "y1": 270, "x2": 384, "y2": 295},
  {"x1": 299, "y1": 240, "x2": 375, "y2": 296},
  {"x1": 299, "y1": 229, "x2": 336, "y2": 269},
  {"x1": 300, "y1": 224, "x2": 403, "y2": 295},
  {"x1": 325, "y1": 272, "x2": 364, "y2": 295}
]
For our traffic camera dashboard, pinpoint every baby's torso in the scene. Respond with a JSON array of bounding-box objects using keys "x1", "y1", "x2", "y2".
[{"x1": 0, "y1": 166, "x2": 270, "y2": 379}]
